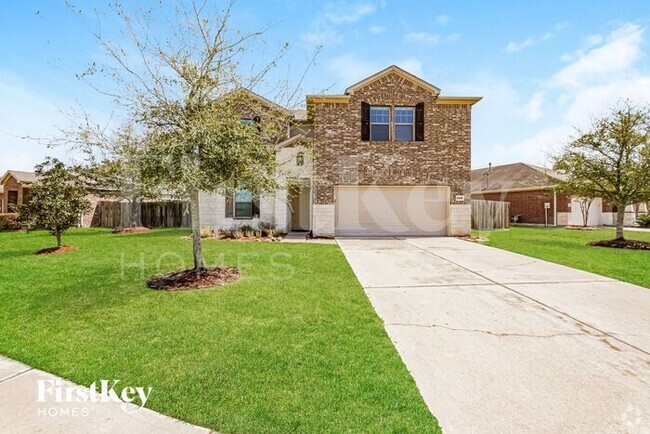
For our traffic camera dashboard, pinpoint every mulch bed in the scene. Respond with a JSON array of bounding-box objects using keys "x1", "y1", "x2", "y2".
[
  {"x1": 147, "y1": 267, "x2": 240, "y2": 291},
  {"x1": 459, "y1": 236, "x2": 488, "y2": 243},
  {"x1": 36, "y1": 246, "x2": 77, "y2": 255},
  {"x1": 589, "y1": 239, "x2": 650, "y2": 250},
  {"x1": 183, "y1": 235, "x2": 282, "y2": 242},
  {"x1": 565, "y1": 226, "x2": 597, "y2": 231},
  {"x1": 113, "y1": 227, "x2": 151, "y2": 234}
]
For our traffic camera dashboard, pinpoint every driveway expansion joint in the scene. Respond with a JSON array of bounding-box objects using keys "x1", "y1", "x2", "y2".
[
  {"x1": 385, "y1": 322, "x2": 604, "y2": 339},
  {"x1": 397, "y1": 237, "x2": 650, "y2": 356},
  {"x1": 0, "y1": 367, "x2": 33, "y2": 385}
]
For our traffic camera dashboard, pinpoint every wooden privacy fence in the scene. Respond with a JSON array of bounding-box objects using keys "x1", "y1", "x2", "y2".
[
  {"x1": 91, "y1": 201, "x2": 191, "y2": 228},
  {"x1": 471, "y1": 200, "x2": 510, "y2": 230}
]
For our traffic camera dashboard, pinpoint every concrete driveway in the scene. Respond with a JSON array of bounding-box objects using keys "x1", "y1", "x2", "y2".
[{"x1": 337, "y1": 237, "x2": 650, "y2": 433}]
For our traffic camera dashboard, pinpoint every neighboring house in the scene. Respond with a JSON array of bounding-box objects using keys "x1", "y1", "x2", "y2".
[
  {"x1": 0, "y1": 169, "x2": 116, "y2": 228},
  {"x1": 0, "y1": 170, "x2": 37, "y2": 213},
  {"x1": 199, "y1": 65, "x2": 482, "y2": 237},
  {"x1": 471, "y1": 162, "x2": 648, "y2": 226}
]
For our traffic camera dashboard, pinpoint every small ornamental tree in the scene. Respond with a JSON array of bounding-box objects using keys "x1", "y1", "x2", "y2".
[
  {"x1": 576, "y1": 197, "x2": 595, "y2": 227},
  {"x1": 19, "y1": 158, "x2": 91, "y2": 248},
  {"x1": 72, "y1": 1, "x2": 300, "y2": 273},
  {"x1": 553, "y1": 101, "x2": 650, "y2": 240}
]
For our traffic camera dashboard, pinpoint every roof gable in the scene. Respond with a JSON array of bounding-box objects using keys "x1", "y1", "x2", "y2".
[
  {"x1": 1, "y1": 170, "x2": 38, "y2": 185},
  {"x1": 344, "y1": 65, "x2": 441, "y2": 95},
  {"x1": 230, "y1": 88, "x2": 292, "y2": 116}
]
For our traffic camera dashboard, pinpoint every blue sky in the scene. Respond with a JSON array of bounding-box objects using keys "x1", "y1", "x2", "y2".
[{"x1": 1, "y1": 0, "x2": 650, "y2": 174}]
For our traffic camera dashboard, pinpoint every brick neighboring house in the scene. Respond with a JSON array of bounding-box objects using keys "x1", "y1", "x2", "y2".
[
  {"x1": 0, "y1": 170, "x2": 37, "y2": 213},
  {"x1": 0, "y1": 169, "x2": 113, "y2": 227},
  {"x1": 471, "y1": 162, "x2": 648, "y2": 226},
  {"x1": 199, "y1": 65, "x2": 481, "y2": 237}
]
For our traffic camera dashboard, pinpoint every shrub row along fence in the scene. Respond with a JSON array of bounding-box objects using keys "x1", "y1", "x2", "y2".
[
  {"x1": 91, "y1": 201, "x2": 191, "y2": 228},
  {"x1": 471, "y1": 199, "x2": 510, "y2": 230}
]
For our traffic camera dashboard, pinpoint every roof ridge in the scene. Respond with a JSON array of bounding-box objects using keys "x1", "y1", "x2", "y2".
[{"x1": 522, "y1": 162, "x2": 564, "y2": 180}]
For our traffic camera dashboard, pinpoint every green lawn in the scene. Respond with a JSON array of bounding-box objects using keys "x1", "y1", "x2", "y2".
[
  {"x1": 0, "y1": 229, "x2": 439, "y2": 433},
  {"x1": 473, "y1": 227, "x2": 650, "y2": 288}
]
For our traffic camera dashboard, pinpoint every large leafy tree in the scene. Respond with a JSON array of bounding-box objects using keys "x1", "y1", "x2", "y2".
[
  {"x1": 19, "y1": 158, "x2": 91, "y2": 248},
  {"x1": 553, "y1": 101, "x2": 650, "y2": 239},
  {"x1": 82, "y1": 123, "x2": 158, "y2": 228},
  {"x1": 69, "y1": 1, "x2": 306, "y2": 272}
]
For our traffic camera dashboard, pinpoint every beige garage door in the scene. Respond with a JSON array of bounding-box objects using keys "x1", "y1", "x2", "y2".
[{"x1": 335, "y1": 186, "x2": 449, "y2": 236}]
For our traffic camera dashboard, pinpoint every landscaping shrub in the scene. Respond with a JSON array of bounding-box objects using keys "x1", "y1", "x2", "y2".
[
  {"x1": 200, "y1": 226, "x2": 214, "y2": 238},
  {"x1": 219, "y1": 228, "x2": 233, "y2": 239},
  {"x1": 0, "y1": 213, "x2": 21, "y2": 231},
  {"x1": 637, "y1": 214, "x2": 650, "y2": 228},
  {"x1": 238, "y1": 224, "x2": 255, "y2": 233}
]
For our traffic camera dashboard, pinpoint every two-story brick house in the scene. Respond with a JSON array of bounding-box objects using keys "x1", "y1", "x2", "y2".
[{"x1": 199, "y1": 65, "x2": 481, "y2": 237}]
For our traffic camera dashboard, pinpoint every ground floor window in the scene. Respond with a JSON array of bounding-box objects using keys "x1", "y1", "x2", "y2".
[
  {"x1": 234, "y1": 189, "x2": 254, "y2": 218},
  {"x1": 7, "y1": 190, "x2": 18, "y2": 212}
]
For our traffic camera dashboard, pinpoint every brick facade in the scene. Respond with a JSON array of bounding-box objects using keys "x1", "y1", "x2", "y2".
[
  {"x1": 1, "y1": 175, "x2": 28, "y2": 213},
  {"x1": 472, "y1": 189, "x2": 571, "y2": 225},
  {"x1": 310, "y1": 71, "x2": 473, "y2": 206}
]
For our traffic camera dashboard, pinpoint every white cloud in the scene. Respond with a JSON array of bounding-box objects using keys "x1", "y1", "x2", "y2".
[
  {"x1": 552, "y1": 23, "x2": 643, "y2": 88},
  {"x1": 302, "y1": 28, "x2": 341, "y2": 45},
  {"x1": 500, "y1": 23, "x2": 650, "y2": 166},
  {"x1": 323, "y1": 2, "x2": 376, "y2": 24},
  {"x1": 328, "y1": 55, "x2": 423, "y2": 87},
  {"x1": 369, "y1": 25, "x2": 386, "y2": 35},
  {"x1": 301, "y1": 2, "x2": 378, "y2": 45},
  {"x1": 404, "y1": 32, "x2": 458, "y2": 45},
  {"x1": 328, "y1": 55, "x2": 377, "y2": 85},
  {"x1": 405, "y1": 32, "x2": 440, "y2": 44},
  {"x1": 505, "y1": 37, "x2": 535, "y2": 53},
  {"x1": 505, "y1": 22, "x2": 568, "y2": 52},
  {"x1": 561, "y1": 33, "x2": 604, "y2": 62},
  {"x1": 523, "y1": 92, "x2": 545, "y2": 121}
]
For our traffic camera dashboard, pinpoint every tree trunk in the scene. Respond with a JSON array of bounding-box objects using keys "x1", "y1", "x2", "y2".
[
  {"x1": 130, "y1": 196, "x2": 142, "y2": 228},
  {"x1": 189, "y1": 189, "x2": 204, "y2": 272},
  {"x1": 615, "y1": 205, "x2": 626, "y2": 240},
  {"x1": 55, "y1": 231, "x2": 62, "y2": 248}
]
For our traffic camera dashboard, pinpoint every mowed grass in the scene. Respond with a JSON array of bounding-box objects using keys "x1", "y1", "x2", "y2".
[
  {"x1": 474, "y1": 227, "x2": 650, "y2": 288},
  {"x1": 0, "y1": 229, "x2": 439, "y2": 433}
]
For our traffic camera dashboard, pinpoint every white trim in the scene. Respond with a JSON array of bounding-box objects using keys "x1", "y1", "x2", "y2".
[{"x1": 345, "y1": 65, "x2": 441, "y2": 95}]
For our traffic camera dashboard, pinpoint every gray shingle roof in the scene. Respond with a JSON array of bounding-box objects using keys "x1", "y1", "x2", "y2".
[
  {"x1": 2, "y1": 170, "x2": 38, "y2": 184},
  {"x1": 471, "y1": 162, "x2": 566, "y2": 192}
]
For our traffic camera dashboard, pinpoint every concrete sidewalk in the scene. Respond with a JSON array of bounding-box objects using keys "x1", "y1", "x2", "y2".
[
  {"x1": 0, "y1": 356, "x2": 210, "y2": 433},
  {"x1": 338, "y1": 237, "x2": 650, "y2": 433}
]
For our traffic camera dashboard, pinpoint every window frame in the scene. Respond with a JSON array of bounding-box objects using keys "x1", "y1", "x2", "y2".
[
  {"x1": 369, "y1": 105, "x2": 391, "y2": 142},
  {"x1": 394, "y1": 106, "x2": 415, "y2": 142}
]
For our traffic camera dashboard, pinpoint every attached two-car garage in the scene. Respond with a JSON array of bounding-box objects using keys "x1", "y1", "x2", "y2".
[{"x1": 334, "y1": 185, "x2": 449, "y2": 236}]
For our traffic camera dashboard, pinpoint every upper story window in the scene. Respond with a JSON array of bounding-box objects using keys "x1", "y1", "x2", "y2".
[
  {"x1": 394, "y1": 107, "x2": 414, "y2": 142},
  {"x1": 361, "y1": 102, "x2": 424, "y2": 142},
  {"x1": 240, "y1": 116, "x2": 261, "y2": 129},
  {"x1": 296, "y1": 152, "x2": 305, "y2": 166},
  {"x1": 370, "y1": 106, "x2": 390, "y2": 141}
]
